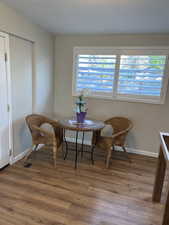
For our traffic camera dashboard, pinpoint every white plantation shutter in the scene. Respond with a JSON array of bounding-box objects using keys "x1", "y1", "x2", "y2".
[
  {"x1": 75, "y1": 54, "x2": 116, "y2": 96},
  {"x1": 117, "y1": 55, "x2": 167, "y2": 97},
  {"x1": 73, "y1": 47, "x2": 169, "y2": 104}
]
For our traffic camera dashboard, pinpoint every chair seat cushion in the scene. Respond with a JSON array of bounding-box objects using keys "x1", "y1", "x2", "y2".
[{"x1": 101, "y1": 124, "x2": 113, "y2": 137}]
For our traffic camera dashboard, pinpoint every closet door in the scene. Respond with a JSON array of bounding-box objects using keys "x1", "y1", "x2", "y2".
[
  {"x1": 0, "y1": 35, "x2": 10, "y2": 168},
  {"x1": 10, "y1": 36, "x2": 33, "y2": 158}
]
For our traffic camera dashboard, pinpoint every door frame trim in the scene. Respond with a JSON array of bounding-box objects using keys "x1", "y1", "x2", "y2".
[{"x1": 0, "y1": 32, "x2": 13, "y2": 164}]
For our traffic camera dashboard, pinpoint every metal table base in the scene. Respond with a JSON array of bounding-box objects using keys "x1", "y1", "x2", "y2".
[{"x1": 63, "y1": 129, "x2": 95, "y2": 169}]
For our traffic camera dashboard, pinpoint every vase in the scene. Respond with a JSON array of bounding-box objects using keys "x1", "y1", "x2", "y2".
[{"x1": 76, "y1": 112, "x2": 86, "y2": 123}]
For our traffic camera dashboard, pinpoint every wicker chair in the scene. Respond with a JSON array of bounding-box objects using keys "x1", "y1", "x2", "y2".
[
  {"x1": 93, "y1": 117, "x2": 133, "y2": 168},
  {"x1": 24, "y1": 114, "x2": 63, "y2": 168}
]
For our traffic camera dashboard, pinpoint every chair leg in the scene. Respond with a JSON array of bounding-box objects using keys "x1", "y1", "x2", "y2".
[
  {"x1": 61, "y1": 143, "x2": 65, "y2": 158},
  {"x1": 106, "y1": 148, "x2": 112, "y2": 169},
  {"x1": 122, "y1": 146, "x2": 131, "y2": 163},
  {"x1": 53, "y1": 139, "x2": 57, "y2": 168},
  {"x1": 33, "y1": 144, "x2": 39, "y2": 159},
  {"x1": 23, "y1": 144, "x2": 38, "y2": 167},
  {"x1": 112, "y1": 145, "x2": 115, "y2": 151}
]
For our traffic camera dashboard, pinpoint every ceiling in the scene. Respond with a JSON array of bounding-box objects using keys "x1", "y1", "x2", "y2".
[{"x1": 2, "y1": 0, "x2": 169, "y2": 34}]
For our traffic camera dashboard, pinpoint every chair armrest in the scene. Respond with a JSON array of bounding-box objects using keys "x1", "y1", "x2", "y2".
[
  {"x1": 98, "y1": 129, "x2": 129, "y2": 146},
  {"x1": 112, "y1": 130, "x2": 127, "y2": 139},
  {"x1": 112, "y1": 122, "x2": 133, "y2": 139}
]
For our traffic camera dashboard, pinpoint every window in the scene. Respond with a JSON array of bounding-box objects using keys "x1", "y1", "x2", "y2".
[{"x1": 73, "y1": 47, "x2": 169, "y2": 104}]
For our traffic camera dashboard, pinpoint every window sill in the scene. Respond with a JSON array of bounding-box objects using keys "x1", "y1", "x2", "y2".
[{"x1": 72, "y1": 93, "x2": 164, "y2": 105}]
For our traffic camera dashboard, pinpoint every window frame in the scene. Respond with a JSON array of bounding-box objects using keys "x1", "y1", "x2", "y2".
[{"x1": 72, "y1": 46, "x2": 169, "y2": 104}]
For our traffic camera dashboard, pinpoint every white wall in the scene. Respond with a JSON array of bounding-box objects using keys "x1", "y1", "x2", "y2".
[
  {"x1": 54, "y1": 34, "x2": 169, "y2": 155},
  {"x1": 0, "y1": 1, "x2": 54, "y2": 114}
]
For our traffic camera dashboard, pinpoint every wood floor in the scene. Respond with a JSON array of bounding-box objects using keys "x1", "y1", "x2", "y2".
[{"x1": 0, "y1": 146, "x2": 167, "y2": 225}]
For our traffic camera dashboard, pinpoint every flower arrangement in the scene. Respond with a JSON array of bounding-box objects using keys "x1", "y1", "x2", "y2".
[{"x1": 75, "y1": 89, "x2": 90, "y2": 123}]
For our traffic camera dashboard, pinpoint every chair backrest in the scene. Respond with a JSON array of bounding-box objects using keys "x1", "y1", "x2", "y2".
[
  {"x1": 104, "y1": 117, "x2": 133, "y2": 145},
  {"x1": 26, "y1": 114, "x2": 48, "y2": 141},
  {"x1": 105, "y1": 117, "x2": 132, "y2": 133}
]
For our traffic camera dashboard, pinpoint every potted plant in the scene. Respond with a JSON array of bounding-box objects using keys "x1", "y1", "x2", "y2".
[{"x1": 75, "y1": 89, "x2": 90, "y2": 123}]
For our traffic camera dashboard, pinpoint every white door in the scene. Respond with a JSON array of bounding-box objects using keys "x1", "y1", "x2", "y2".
[{"x1": 0, "y1": 35, "x2": 10, "y2": 168}]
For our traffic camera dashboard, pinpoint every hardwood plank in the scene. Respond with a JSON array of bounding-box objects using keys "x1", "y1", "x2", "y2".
[{"x1": 0, "y1": 148, "x2": 166, "y2": 225}]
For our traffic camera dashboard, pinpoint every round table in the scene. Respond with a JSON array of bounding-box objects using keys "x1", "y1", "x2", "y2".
[{"x1": 58, "y1": 118, "x2": 105, "y2": 168}]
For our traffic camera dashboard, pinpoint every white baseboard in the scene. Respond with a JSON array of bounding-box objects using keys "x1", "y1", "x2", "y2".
[
  {"x1": 10, "y1": 148, "x2": 31, "y2": 165},
  {"x1": 10, "y1": 137, "x2": 158, "y2": 165},
  {"x1": 114, "y1": 146, "x2": 158, "y2": 158},
  {"x1": 65, "y1": 137, "x2": 158, "y2": 158},
  {"x1": 10, "y1": 144, "x2": 44, "y2": 165}
]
